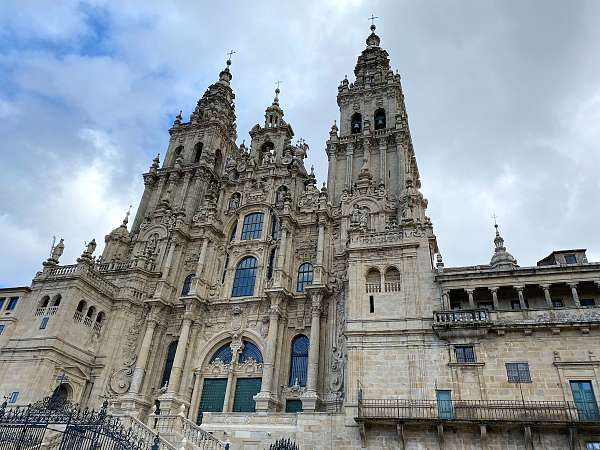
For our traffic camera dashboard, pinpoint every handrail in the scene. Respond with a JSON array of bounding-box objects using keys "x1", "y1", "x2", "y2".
[
  {"x1": 153, "y1": 414, "x2": 228, "y2": 450},
  {"x1": 115, "y1": 414, "x2": 178, "y2": 450},
  {"x1": 358, "y1": 398, "x2": 600, "y2": 424}
]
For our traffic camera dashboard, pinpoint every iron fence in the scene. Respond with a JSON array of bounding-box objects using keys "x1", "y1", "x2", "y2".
[{"x1": 358, "y1": 398, "x2": 600, "y2": 424}]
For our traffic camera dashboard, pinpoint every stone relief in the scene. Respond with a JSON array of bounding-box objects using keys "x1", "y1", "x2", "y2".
[{"x1": 329, "y1": 288, "x2": 346, "y2": 396}]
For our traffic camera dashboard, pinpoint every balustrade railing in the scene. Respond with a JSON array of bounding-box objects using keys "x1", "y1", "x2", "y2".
[
  {"x1": 365, "y1": 283, "x2": 381, "y2": 293},
  {"x1": 73, "y1": 311, "x2": 83, "y2": 323},
  {"x1": 46, "y1": 306, "x2": 58, "y2": 316},
  {"x1": 434, "y1": 309, "x2": 490, "y2": 324},
  {"x1": 93, "y1": 322, "x2": 103, "y2": 333},
  {"x1": 83, "y1": 317, "x2": 93, "y2": 327},
  {"x1": 358, "y1": 398, "x2": 600, "y2": 424},
  {"x1": 115, "y1": 414, "x2": 177, "y2": 450},
  {"x1": 153, "y1": 414, "x2": 228, "y2": 450},
  {"x1": 35, "y1": 307, "x2": 46, "y2": 317},
  {"x1": 384, "y1": 281, "x2": 401, "y2": 292}
]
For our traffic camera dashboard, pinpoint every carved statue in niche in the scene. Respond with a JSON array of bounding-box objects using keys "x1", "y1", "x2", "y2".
[
  {"x1": 350, "y1": 204, "x2": 369, "y2": 229},
  {"x1": 229, "y1": 193, "x2": 241, "y2": 211},
  {"x1": 145, "y1": 233, "x2": 159, "y2": 256}
]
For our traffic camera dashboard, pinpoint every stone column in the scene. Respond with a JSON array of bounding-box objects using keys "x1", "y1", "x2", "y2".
[
  {"x1": 466, "y1": 289, "x2": 475, "y2": 308},
  {"x1": 222, "y1": 367, "x2": 235, "y2": 412},
  {"x1": 273, "y1": 223, "x2": 289, "y2": 287},
  {"x1": 168, "y1": 314, "x2": 193, "y2": 394},
  {"x1": 302, "y1": 290, "x2": 323, "y2": 411},
  {"x1": 345, "y1": 145, "x2": 354, "y2": 191},
  {"x1": 188, "y1": 370, "x2": 202, "y2": 421},
  {"x1": 314, "y1": 217, "x2": 326, "y2": 284},
  {"x1": 489, "y1": 287, "x2": 499, "y2": 310},
  {"x1": 568, "y1": 282, "x2": 581, "y2": 307},
  {"x1": 379, "y1": 142, "x2": 387, "y2": 186},
  {"x1": 255, "y1": 297, "x2": 282, "y2": 411},
  {"x1": 130, "y1": 319, "x2": 158, "y2": 394},
  {"x1": 540, "y1": 284, "x2": 553, "y2": 308},
  {"x1": 191, "y1": 238, "x2": 209, "y2": 294},
  {"x1": 515, "y1": 286, "x2": 527, "y2": 309}
]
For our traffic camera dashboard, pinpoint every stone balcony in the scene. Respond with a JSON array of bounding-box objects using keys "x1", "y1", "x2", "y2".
[{"x1": 432, "y1": 306, "x2": 600, "y2": 338}]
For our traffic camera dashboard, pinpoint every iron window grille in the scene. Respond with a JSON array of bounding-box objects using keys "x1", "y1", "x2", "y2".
[
  {"x1": 297, "y1": 262, "x2": 314, "y2": 292},
  {"x1": 240, "y1": 213, "x2": 264, "y2": 240},
  {"x1": 506, "y1": 362, "x2": 532, "y2": 383},
  {"x1": 239, "y1": 340, "x2": 263, "y2": 363},
  {"x1": 232, "y1": 256, "x2": 258, "y2": 297},
  {"x1": 40, "y1": 317, "x2": 49, "y2": 330},
  {"x1": 211, "y1": 343, "x2": 233, "y2": 364},
  {"x1": 289, "y1": 335, "x2": 309, "y2": 386},
  {"x1": 454, "y1": 345, "x2": 476, "y2": 363},
  {"x1": 8, "y1": 392, "x2": 18, "y2": 403}
]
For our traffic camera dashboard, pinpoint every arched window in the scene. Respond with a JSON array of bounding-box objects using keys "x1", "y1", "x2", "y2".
[
  {"x1": 374, "y1": 108, "x2": 386, "y2": 130},
  {"x1": 95, "y1": 311, "x2": 105, "y2": 323},
  {"x1": 297, "y1": 262, "x2": 314, "y2": 292},
  {"x1": 289, "y1": 335, "x2": 309, "y2": 386},
  {"x1": 50, "y1": 384, "x2": 70, "y2": 404},
  {"x1": 351, "y1": 113, "x2": 362, "y2": 134},
  {"x1": 174, "y1": 145, "x2": 183, "y2": 160},
  {"x1": 86, "y1": 306, "x2": 96, "y2": 318},
  {"x1": 210, "y1": 343, "x2": 233, "y2": 364},
  {"x1": 261, "y1": 141, "x2": 275, "y2": 158},
  {"x1": 239, "y1": 340, "x2": 263, "y2": 363},
  {"x1": 194, "y1": 142, "x2": 203, "y2": 162},
  {"x1": 385, "y1": 267, "x2": 401, "y2": 292},
  {"x1": 51, "y1": 294, "x2": 61, "y2": 307},
  {"x1": 160, "y1": 340, "x2": 178, "y2": 388},
  {"x1": 40, "y1": 296, "x2": 50, "y2": 308},
  {"x1": 76, "y1": 300, "x2": 86, "y2": 312},
  {"x1": 232, "y1": 256, "x2": 258, "y2": 297},
  {"x1": 270, "y1": 215, "x2": 279, "y2": 240},
  {"x1": 366, "y1": 268, "x2": 381, "y2": 293},
  {"x1": 241, "y1": 213, "x2": 264, "y2": 240},
  {"x1": 267, "y1": 248, "x2": 276, "y2": 280},
  {"x1": 181, "y1": 274, "x2": 195, "y2": 296}
]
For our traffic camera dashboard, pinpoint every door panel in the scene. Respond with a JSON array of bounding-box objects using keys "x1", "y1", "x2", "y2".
[
  {"x1": 197, "y1": 378, "x2": 228, "y2": 424},
  {"x1": 570, "y1": 381, "x2": 600, "y2": 421},
  {"x1": 232, "y1": 377, "x2": 262, "y2": 412},
  {"x1": 436, "y1": 390, "x2": 453, "y2": 419}
]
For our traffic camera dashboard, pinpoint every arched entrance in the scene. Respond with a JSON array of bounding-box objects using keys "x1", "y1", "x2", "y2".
[
  {"x1": 49, "y1": 384, "x2": 70, "y2": 409},
  {"x1": 196, "y1": 339, "x2": 263, "y2": 424}
]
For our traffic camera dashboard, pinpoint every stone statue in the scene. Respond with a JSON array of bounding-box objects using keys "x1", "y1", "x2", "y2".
[
  {"x1": 51, "y1": 238, "x2": 65, "y2": 261},
  {"x1": 229, "y1": 193, "x2": 240, "y2": 210},
  {"x1": 351, "y1": 204, "x2": 362, "y2": 225},
  {"x1": 86, "y1": 239, "x2": 97, "y2": 255}
]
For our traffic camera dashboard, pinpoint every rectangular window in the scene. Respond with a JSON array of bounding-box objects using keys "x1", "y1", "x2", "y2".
[
  {"x1": 436, "y1": 390, "x2": 453, "y2": 419},
  {"x1": 564, "y1": 254, "x2": 577, "y2": 264},
  {"x1": 8, "y1": 392, "x2": 18, "y2": 403},
  {"x1": 285, "y1": 399, "x2": 303, "y2": 413},
  {"x1": 581, "y1": 298, "x2": 595, "y2": 307},
  {"x1": 455, "y1": 345, "x2": 476, "y2": 363},
  {"x1": 0, "y1": 324, "x2": 5, "y2": 335},
  {"x1": 552, "y1": 298, "x2": 564, "y2": 308},
  {"x1": 506, "y1": 362, "x2": 531, "y2": 383},
  {"x1": 369, "y1": 296, "x2": 374, "y2": 314},
  {"x1": 0, "y1": 298, "x2": 5, "y2": 310},
  {"x1": 240, "y1": 213, "x2": 264, "y2": 240},
  {"x1": 40, "y1": 317, "x2": 49, "y2": 330},
  {"x1": 571, "y1": 381, "x2": 600, "y2": 420},
  {"x1": 587, "y1": 442, "x2": 600, "y2": 450},
  {"x1": 6, "y1": 297, "x2": 18, "y2": 311}
]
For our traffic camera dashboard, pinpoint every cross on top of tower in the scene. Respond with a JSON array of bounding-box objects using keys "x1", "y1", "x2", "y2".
[
  {"x1": 368, "y1": 14, "x2": 378, "y2": 30},
  {"x1": 226, "y1": 50, "x2": 236, "y2": 66}
]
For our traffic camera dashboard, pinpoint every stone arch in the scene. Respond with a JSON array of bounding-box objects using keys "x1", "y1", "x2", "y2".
[
  {"x1": 76, "y1": 299, "x2": 87, "y2": 313},
  {"x1": 351, "y1": 112, "x2": 362, "y2": 134},
  {"x1": 374, "y1": 108, "x2": 386, "y2": 130},
  {"x1": 366, "y1": 267, "x2": 382, "y2": 293},
  {"x1": 39, "y1": 295, "x2": 50, "y2": 308},
  {"x1": 384, "y1": 266, "x2": 401, "y2": 292},
  {"x1": 51, "y1": 294, "x2": 62, "y2": 307},
  {"x1": 193, "y1": 142, "x2": 203, "y2": 163},
  {"x1": 195, "y1": 329, "x2": 266, "y2": 371}
]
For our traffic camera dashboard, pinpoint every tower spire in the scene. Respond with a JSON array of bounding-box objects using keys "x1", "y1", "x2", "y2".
[{"x1": 489, "y1": 218, "x2": 518, "y2": 270}]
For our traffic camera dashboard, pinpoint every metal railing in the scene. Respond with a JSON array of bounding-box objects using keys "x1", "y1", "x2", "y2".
[
  {"x1": 358, "y1": 398, "x2": 600, "y2": 424},
  {"x1": 153, "y1": 414, "x2": 228, "y2": 450},
  {"x1": 433, "y1": 309, "x2": 490, "y2": 324}
]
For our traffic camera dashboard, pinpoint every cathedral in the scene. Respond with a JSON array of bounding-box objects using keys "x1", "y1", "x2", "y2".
[{"x1": 1, "y1": 23, "x2": 600, "y2": 450}]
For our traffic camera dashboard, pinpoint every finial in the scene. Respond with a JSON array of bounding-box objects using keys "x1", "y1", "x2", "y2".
[
  {"x1": 368, "y1": 14, "x2": 378, "y2": 31},
  {"x1": 310, "y1": 165, "x2": 314, "y2": 176},
  {"x1": 226, "y1": 50, "x2": 236, "y2": 66},
  {"x1": 123, "y1": 205, "x2": 132, "y2": 226}
]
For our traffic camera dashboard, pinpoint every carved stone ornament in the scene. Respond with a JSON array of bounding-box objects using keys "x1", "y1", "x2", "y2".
[
  {"x1": 207, "y1": 359, "x2": 231, "y2": 376},
  {"x1": 237, "y1": 357, "x2": 263, "y2": 375}
]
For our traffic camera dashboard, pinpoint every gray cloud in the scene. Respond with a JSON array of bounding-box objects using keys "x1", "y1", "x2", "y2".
[{"x1": 1, "y1": 0, "x2": 599, "y2": 286}]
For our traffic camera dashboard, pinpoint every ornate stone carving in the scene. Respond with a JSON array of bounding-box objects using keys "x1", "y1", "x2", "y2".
[{"x1": 329, "y1": 288, "x2": 346, "y2": 395}]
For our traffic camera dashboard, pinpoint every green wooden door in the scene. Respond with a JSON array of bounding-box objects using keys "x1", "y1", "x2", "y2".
[
  {"x1": 197, "y1": 378, "x2": 227, "y2": 424},
  {"x1": 232, "y1": 377, "x2": 262, "y2": 412},
  {"x1": 571, "y1": 381, "x2": 600, "y2": 420}
]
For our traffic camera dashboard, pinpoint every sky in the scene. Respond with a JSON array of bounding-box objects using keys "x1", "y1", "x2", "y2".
[{"x1": 1, "y1": 0, "x2": 599, "y2": 287}]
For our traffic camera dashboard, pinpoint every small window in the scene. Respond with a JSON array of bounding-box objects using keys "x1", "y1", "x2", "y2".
[
  {"x1": 288, "y1": 335, "x2": 309, "y2": 386},
  {"x1": 0, "y1": 298, "x2": 5, "y2": 310},
  {"x1": 455, "y1": 345, "x2": 476, "y2": 363},
  {"x1": 160, "y1": 340, "x2": 178, "y2": 388},
  {"x1": 8, "y1": 392, "x2": 18, "y2": 404},
  {"x1": 76, "y1": 300, "x2": 86, "y2": 312},
  {"x1": 96, "y1": 311, "x2": 105, "y2": 323},
  {"x1": 511, "y1": 300, "x2": 521, "y2": 310},
  {"x1": 194, "y1": 142, "x2": 203, "y2": 163},
  {"x1": 296, "y1": 263, "x2": 314, "y2": 292},
  {"x1": 267, "y1": 249, "x2": 276, "y2": 280},
  {"x1": 52, "y1": 294, "x2": 61, "y2": 307},
  {"x1": 7, "y1": 297, "x2": 18, "y2": 311},
  {"x1": 270, "y1": 216, "x2": 279, "y2": 240},
  {"x1": 552, "y1": 298, "x2": 564, "y2": 308},
  {"x1": 0, "y1": 324, "x2": 5, "y2": 335},
  {"x1": 351, "y1": 113, "x2": 362, "y2": 134},
  {"x1": 564, "y1": 254, "x2": 577, "y2": 264},
  {"x1": 240, "y1": 213, "x2": 264, "y2": 240},
  {"x1": 587, "y1": 442, "x2": 600, "y2": 450},
  {"x1": 232, "y1": 256, "x2": 258, "y2": 297},
  {"x1": 181, "y1": 274, "x2": 195, "y2": 296},
  {"x1": 286, "y1": 399, "x2": 303, "y2": 413},
  {"x1": 40, "y1": 296, "x2": 50, "y2": 308},
  {"x1": 369, "y1": 295, "x2": 374, "y2": 313},
  {"x1": 86, "y1": 306, "x2": 96, "y2": 318},
  {"x1": 40, "y1": 317, "x2": 49, "y2": 330},
  {"x1": 506, "y1": 362, "x2": 531, "y2": 383},
  {"x1": 581, "y1": 298, "x2": 595, "y2": 307},
  {"x1": 229, "y1": 223, "x2": 237, "y2": 242}
]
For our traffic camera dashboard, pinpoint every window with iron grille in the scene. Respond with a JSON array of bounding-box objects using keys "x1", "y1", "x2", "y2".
[
  {"x1": 506, "y1": 362, "x2": 531, "y2": 383},
  {"x1": 289, "y1": 335, "x2": 309, "y2": 386},
  {"x1": 232, "y1": 256, "x2": 258, "y2": 297},
  {"x1": 239, "y1": 340, "x2": 263, "y2": 363},
  {"x1": 210, "y1": 343, "x2": 233, "y2": 364},
  {"x1": 240, "y1": 213, "x2": 264, "y2": 240},
  {"x1": 40, "y1": 317, "x2": 49, "y2": 330},
  {"x1": 296, "y1": 262, "x2": 314, "y2": 292},
  {"x1": 8, "y1": 392, "x2": 18, "y2": 403},
  {"x1": 454, "y1": 345, "x2": 476, "y2": 363}
]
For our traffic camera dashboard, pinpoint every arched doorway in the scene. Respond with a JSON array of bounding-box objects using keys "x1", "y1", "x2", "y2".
[
  {"x1": 196, "y1": 339, "x2": 263, "y2": 424},
  {"x1": 49, "y1": 384, "x2": 70, "y2": 409}
]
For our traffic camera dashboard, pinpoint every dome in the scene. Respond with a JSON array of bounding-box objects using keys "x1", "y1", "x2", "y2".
[{"x1": 489, "y1": 225, "x2": 518, "y2": 270}]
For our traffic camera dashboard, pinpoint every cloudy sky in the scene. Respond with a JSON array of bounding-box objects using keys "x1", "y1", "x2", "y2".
[{"x1": 1, "y1": 0, "x2": 599, "y2": 287}]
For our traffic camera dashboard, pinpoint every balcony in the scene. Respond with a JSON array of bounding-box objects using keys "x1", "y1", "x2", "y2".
[
  {"x1": 357, "y1": 398, "x2": 600, "y2": 426},
  {"x1": 433, "y1": 309, "x2": 490, "y2": 324}
]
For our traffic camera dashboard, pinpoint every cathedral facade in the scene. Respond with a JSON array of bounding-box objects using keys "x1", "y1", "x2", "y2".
[{"x1": 1, "y1": 25, "x2": 600, "y2": 450}]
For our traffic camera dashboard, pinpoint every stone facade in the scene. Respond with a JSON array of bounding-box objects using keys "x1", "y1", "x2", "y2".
[{"x1": 1, "y1": 25, "x2": 600, "y2": 449}]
